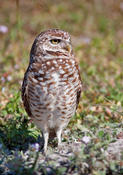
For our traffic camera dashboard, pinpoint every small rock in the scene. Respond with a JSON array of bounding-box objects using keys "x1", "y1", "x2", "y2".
[
  {"x1": 107, "y1": 139, "x2": 123, "y2": 160},
  {"x1": 82, "y1": 136, "x2": 91, "y2": 144}
]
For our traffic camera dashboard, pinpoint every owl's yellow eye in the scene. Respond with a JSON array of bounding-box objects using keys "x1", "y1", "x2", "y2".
[{"x1": 50, "y1": 39, "x2": 61, "y2": 44}]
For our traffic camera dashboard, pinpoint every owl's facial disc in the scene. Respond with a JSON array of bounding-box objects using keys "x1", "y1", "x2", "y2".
[{"x1": 43, "y1": 37, "x2": 71, "y2": 54}]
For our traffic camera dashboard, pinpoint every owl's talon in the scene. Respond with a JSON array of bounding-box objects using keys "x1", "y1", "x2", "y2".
[{"x1": 57, "y1": 143, "x2": 65, "y2": 153}]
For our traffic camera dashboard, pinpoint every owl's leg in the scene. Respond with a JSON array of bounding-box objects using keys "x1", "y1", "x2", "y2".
[
  {"x1": 56, "y1": 129, "x2": 62, "y2": 147},
  {"x1": 43, "y1": 131, "x2": 49, "y2": 153}
]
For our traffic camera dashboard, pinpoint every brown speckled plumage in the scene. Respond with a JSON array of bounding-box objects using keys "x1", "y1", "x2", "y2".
[{"x1": 21, "y1": 29, "x2": 82, "y2": 152}]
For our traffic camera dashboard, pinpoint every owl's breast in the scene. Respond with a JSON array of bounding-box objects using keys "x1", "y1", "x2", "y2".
[{"x1": 27, "y1": 58, "x2": 80, "y2": 124}]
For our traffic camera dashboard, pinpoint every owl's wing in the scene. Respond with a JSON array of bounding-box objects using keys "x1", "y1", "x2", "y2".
[
  {"x1": 21, "y1": 68, "x2": 32, "y2": 117},
  {"x1": 75, "y1": 61, "x2": 82, "y2": 110}
]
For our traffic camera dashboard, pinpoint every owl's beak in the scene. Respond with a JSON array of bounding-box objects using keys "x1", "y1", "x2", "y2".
[
  {"x1": 63, "y1": 43, "x2": 71, "y2": 52},
  {"x1": 65, "y1": 45, "x2": 71, "y2": 52}
]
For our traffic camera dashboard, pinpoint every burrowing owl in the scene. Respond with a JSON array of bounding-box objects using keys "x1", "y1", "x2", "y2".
[{"x1": 22, "y1": 29, "x2": 82, "y2": 152}]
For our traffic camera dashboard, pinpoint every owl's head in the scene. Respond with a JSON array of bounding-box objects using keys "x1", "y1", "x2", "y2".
[{"x1": 31, "y1": 29, "x2": 73, "y2": 59}]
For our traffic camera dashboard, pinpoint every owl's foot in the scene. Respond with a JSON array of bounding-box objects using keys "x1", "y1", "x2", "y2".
[{"x1": 57, "y1": 142, "x2": 65, "y2": 153}]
